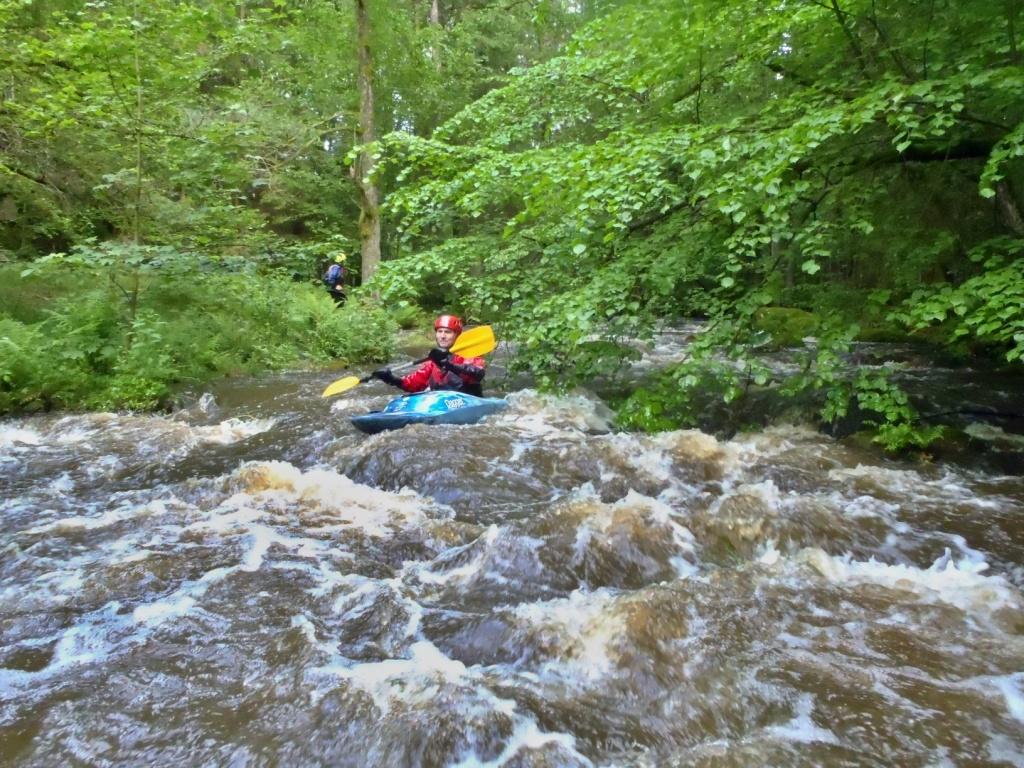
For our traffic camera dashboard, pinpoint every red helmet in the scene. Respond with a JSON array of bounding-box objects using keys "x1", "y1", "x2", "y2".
[{"x1": 434, "y1": 314, "x2": 463, "y2": 334}]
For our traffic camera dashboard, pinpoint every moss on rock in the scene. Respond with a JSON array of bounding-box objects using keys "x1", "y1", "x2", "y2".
[{"x1": 753, "y1": 307, "x2": 820, "y2": 348}]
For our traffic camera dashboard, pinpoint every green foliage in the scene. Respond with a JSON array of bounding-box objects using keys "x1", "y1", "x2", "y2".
[
  {"x1": 0, "y1": 0, "x2": 580, "y2": 259},
  {"x1": 3, "y1": 0, "x2": 1023, "y2": 445},
  {"x1": 616, "y1": 363, "x2": 739, "y2": 433},
  {"x1": 615, "y1": 319, "x2": 944, "y2": 451},
  {"x1": 390, "y1": 302, "x2": 432, "y2": 330},
  {"x1": 852, "y1": 369, "x2": 945, "y2": 451},
  {"x1": 0, "y1": 318, "x2": 50, "y2": 412},
  {"x1": 0, "y1": 0, "x2": 577, "y2": 416},
  {"x1": 371, "y1": 0, "x2": 1023, "y2": 446},
  {"x1": 0, "y1": 263, "x2": 394, "y2": 413},
  {"x1": 891, "y1": 238, "x2": 1024, "y2": 362}
]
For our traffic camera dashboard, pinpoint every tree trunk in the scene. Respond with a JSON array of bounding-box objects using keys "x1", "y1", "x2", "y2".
[
  {"x1": 829, "y1": 0, "x2": 869, "y2": 77},
  {"x1": 353, "y1": 0, "x2": 381, "y2": 283},
  {"x1": 996, "y1": 180, "x2": 1024, "y2": 236},
  {"x1": 1009, "y1": 0, "x2": 1020, "y2": 63},
  {"x1": 427, "y1": 0, "x2": 442, "y2": 75},
  {"x1": 127, "y1": 0, "x2": 143, "y2": 341}
]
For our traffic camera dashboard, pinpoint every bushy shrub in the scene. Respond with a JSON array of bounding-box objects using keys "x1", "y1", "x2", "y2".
[
  {"x1": 0, "y1": 262, "x2": 397, "y2": 414},
  {"x1": 0, "y1": 318, "x2": 49, "y2": 411},
  {"x1": 390, "y1": 301, "x2": 432, "y2": 330}
]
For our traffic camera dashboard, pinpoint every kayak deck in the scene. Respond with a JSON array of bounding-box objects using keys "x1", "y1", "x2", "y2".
[{"x1": 351, "y1": 390, "x2": 508, "y2": 434}]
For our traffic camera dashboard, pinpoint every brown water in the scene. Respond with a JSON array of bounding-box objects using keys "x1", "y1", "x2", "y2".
[{"x1": 2, "y1": 369, "x2": 1024, "y2": 766}]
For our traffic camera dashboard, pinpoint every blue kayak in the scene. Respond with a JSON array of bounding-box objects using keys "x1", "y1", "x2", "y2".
[{"x1": 351, "y1": 390, "x2": 508, "y2": 434}]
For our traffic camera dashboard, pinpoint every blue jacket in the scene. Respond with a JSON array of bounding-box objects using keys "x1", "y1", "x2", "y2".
[{"x1": 323, "y1": 263, "x2": 344, "y2": 287}]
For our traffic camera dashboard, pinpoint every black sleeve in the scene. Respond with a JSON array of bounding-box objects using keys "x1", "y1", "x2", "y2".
[
  {"x1": 373, "y1": 368, "x2": 403, "y2": 387},
  {"x1": 444, "y1": 360, "x2": 485, "y2": 380}
]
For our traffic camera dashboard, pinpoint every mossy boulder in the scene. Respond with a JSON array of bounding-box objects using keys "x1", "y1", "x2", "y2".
[{"x1": 753, "y1": 307, "x2": 820, "y2": 348}]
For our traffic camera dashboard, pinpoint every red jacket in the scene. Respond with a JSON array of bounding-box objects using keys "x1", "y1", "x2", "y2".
[{"x1": 400, "y1": 354, "x2": 485, "y2": 395}]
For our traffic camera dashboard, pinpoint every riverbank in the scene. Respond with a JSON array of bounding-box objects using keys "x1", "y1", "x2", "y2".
[{"x1": 0, "y1": 267, "x2": 396, "y2": 415}]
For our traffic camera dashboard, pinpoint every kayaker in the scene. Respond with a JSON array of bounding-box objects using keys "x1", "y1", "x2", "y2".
[
  {"x1": 322, "y1": 253, "x2": 346, "y2": 306},
  {"x1": 372, "y1": 314, "x2": 485, "y2": 396}
]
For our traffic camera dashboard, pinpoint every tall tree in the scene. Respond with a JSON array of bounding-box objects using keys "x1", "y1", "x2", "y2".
[
  {"x1": 351, "y1": 0, "x2": 381, "y2": 282},
  {"x1": 1, "y1": 0, "x2": 583, "y2": 272}
]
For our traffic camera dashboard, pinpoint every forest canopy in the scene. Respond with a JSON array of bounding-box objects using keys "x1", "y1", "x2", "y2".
[
  {"x1": 1, "y1": 0, "x2": 1022, "y2": 447},
  {"x1": 370, "y1": 0, "x2": 1024, "y2": 446}
]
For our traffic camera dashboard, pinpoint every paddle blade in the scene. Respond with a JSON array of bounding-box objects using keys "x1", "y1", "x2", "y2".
[
  {"x1": 451, "y1": 325, "x2": 496, "y2": 359},
  {"x1": 321, "y1": 375, "x2": 362, "y2": 398}
]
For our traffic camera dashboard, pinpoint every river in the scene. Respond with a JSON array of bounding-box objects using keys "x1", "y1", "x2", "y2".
[{"x1": 2, "y1": 340, "x2": 1024, "y2": 766}]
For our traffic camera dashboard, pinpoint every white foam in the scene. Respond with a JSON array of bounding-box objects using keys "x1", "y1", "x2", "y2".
[
  {"x1": 451, "y1": 718, "x2": 590, "y2": 768},
  {"x1": 513, "y1": 589, "x2": 625, "y2": 679},
  {"x1": 0, "y1": 425, "x2": 43, "y2": 449},
  {"x1": 843, "y1": 494, "x2": 900, "y2": 519},
  {"x1": 729, "y1": 424, "x2": 819, "y2": 465},
  {"x1": 47, "y1": 601, "x2": 127, "y2": 672},
  {"x1": 48, "y1": 472, "x2": 75, "y2": 494},
  {"x1": 291, "y1": 614, "x2": 320, "y2": 645},
  {"x1": 0, "y1": 565, "x2": 86, "y2": 613},
  {"x1": 801, "y1": 547, "x2": 1023, "y2": 618},
  {"x1": 25, "y1": 499, "x2": 172, "y2": 534},
  {"x1": 335, "y1": 578, "x2": 424, "y2": 643},
  {"x1": 604, "y1": 433, "x2": 675, "y2": 484},
  {"x1": 766, "y1": 693, "x2": 838, "y2": 745},
  {"x1": 51, "y1": 422, "x2": 99, "y2": 445},
  {"x1": 412, "y1": 525, "x2": 502, "y2": 586},
  {"x1": 225, "y1": 461, "x2": 433, "y2": 538},
  {"x1": 329, "y1": 394, "x2": 383, "y2": 415},
  {"x1": 133, "y1": 594, "x2": 197, "y2": 623},
  {"x1": 241, "y1": 525, "x2": 282, "y2": 571},
  {"x1": 993, "y1": 673, "x2": 1024, "y2": 723},
  {"x1": 115, "y1": 549, "x2": 153, "y2": 564},
  {"x1": 305, "y1": 563, "x2": 367, "y2": 600},
  {"x1": 758, "y1": 540, "x2": 782, "y2": 566},
  {"x1": 705, "y1": 480, "x2": 783, "y2": 534},
  {"x1": 501, "y1": 390, "x2": 615, "y2": 435},
  {"x1": 324, "y1": 640, "x2": 468, "y2": 714},
  {"x1": 830, "y1": 464, "x2": 976, "y2": 503},
  {"x1": 987, "y1": 733, "x2": 1024, "y2": 766},
  {"x1": 571, "y1": 491, "x2": 697, "y2": 579},
  {"x1": 132, "y1": 565, "x2": 232, "y2": 625},
  {"x1": 654, "y1": 428, "x2": 735, "y2": 467},
  {"x1": 191, "y1": 417, "x2": 277, "y2": 444},
  {"x1": 571, "y1": 523, "x2": 594, "y2": 569}
]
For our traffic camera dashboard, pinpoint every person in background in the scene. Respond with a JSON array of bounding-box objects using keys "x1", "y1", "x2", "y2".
[
  {"x1": 372, "y1": 314, "x2": 485, "y2": 396},
  {"x1": 322, "y1": 253, "x2": 346, "y2": 306}
]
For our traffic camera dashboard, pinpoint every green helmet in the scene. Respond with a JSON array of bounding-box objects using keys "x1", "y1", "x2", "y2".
[{"x1": 334, "y1": 253, "x2": 347, "y2": 264}]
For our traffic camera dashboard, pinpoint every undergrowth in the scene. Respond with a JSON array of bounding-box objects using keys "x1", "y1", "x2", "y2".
[{"x1": 0, "y1": 265, "x2": 395, "y2": 413}]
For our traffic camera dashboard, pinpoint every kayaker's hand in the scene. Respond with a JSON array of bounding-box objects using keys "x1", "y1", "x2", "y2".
[
  {"x1": 372, "y1": 368, "x2": 401, "y2": 386},
  {"x1": 428, "y1": 347, "x2": 450, "y2": 366}
]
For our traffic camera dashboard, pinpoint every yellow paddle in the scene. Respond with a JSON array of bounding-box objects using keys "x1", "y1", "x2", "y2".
[{"x1": 321, "y1": 325, "x2": 496, "y2": 398}]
